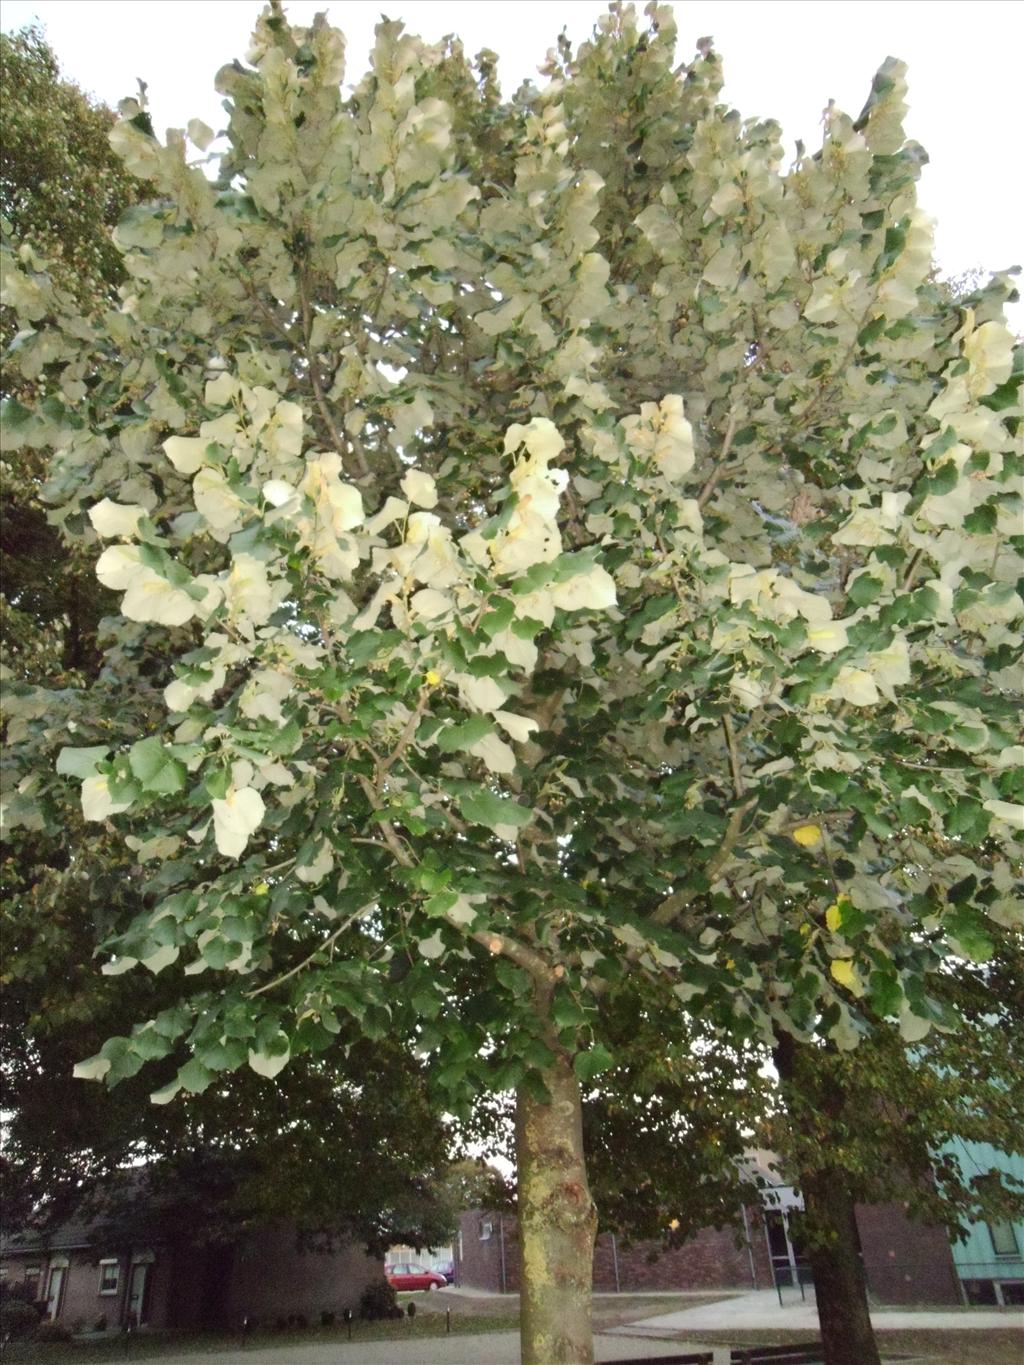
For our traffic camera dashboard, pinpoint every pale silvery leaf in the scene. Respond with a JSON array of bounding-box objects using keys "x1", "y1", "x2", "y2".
[
  {"x1": 983, "y1": 800, "x2": 1024, "y2": 831},
  {"x1": 445, "y1": 895, "x2": 479, "y2": 927},
  {"x1": 96, "y1": 544, "x2": 143, "y2": 590},
  {"x1": 828, "y1": 668, "x2": 880, "y2": 707},
  {"x1": 963, "y1": 318, "x2": 1014, "y2": 395},
  {"x1": 205, "y1": 372, "x2": 237, "y2": 406},
  {"x1": 100, "y1": 955, "x2": 138, "y2": 976},
  {"x1": 149, "y1": 1080, "x2": 182, "y2": 1105},
  {"x1": 898, "y1": 1008, "x2": 932, "y2": 1043},
  {"x1": 401, "y1": 468, "x2": 438, "y2": 508},
  {"x1": 418, "y1": 930, "x2": 446, "y2": 959},
  {"x1": 212, "y1": 786, "x2": 266, "y2": 858},
  {"x1": 248, "y1": 1039, "x2": 290, "y2": 1079},
  {"x1": 89, "y1": 499, "x2": 147, "y2": 538},
  {"x1": 410, "y1": 588, "x2": 451, "y2": 620},
  {"x1": 81, "y1": 775, "x2": 132, "y2": 822},
  {"x1": 122, "y1": 571, "x2": 197, "y2": 627},
  {"x1": 194, "y1": 467, "x2": 248, "y2": 534},
  {"x1": 504, "y1": 417, "x2": 564, "y2": 464},
  {"x1": 165, "y1": 678, "x2": 197, "y2": 713},
  {"x1": 365, "y1": 496, "x2": 409, "y2": 536},
  {"x1": 262, "y1": 479, "x2": 296, "y2": 508},
  {"x1": 140, "y1": 944, "x2": 180, "y2": 974},
  {"x1": 469, "y1": 732, "x2": 517, "y2": 775},
  {"x1": 73, "y1": 1054, "x2": 112, "y2": 1082},
  {"x1": 804, "y1": 620, "x2": 849, "y2": 654},
  {"x1": 223, "y1": 554, "x2": 276, "y2": 625},
  {"x1": 295, "y1": 841, "x2": 335, "y2": 884},
  {"x1": 550, "y1": 567, "x2": 618, "y2": 612},
  {"x1": 730, "y1": 673, "x2": 766, "y2": 708},
  {"x1": 303, "y1": 452, "x2": 363, "y2": 533},
  {"x1": 187, "y1": 118, "x2": 216, "y2": 151},
  {"x1": 866, "y1": 637, "x2": 911, "y2": 692},
  {"x1": 164, "y1": 435, "x2": 208, "y2": 475},
  {"x1": 455, "y1": 672, "x2": 507, "y2": 714},
  {"x1": 494, "y1": 711, "x2": 539, "y2": 743}
]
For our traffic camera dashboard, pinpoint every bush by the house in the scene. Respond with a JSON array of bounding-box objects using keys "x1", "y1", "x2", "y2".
[{"x1": 359, "y1": 1278, "x2": 402, "y2": 1321}]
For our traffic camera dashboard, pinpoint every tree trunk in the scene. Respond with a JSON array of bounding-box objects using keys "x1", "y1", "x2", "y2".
[
  {"x1": 516, "y1": 1008, "x2": 598, "y2": 1365},
  {"x1": 774, "y1": 1031, "x2": 881, "y2": 1365},
  {"x1": 800, "y1": 1168, "x2": 881, "y2": 1365}
]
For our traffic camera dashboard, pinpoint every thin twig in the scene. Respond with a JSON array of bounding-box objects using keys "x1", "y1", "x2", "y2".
[
  {"x1": 299, "y1": 276, "x2": 370, "y2": 478},
  {"x1": 245, "y1": 921, "x2": 349, "y2": 999},
  {"x1": 722, "y1": 713, "x2": 745, "y2": 799},
  {"x1": 696, "y1": 412, "x2": 739, "y2": 510}
]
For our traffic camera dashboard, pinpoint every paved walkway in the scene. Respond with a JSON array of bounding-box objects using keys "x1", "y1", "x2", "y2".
[
  {"x1": 134, "y1": 1330, "x2": 715, "y2": 1364},
  {"x1": 609, "y1": 1286, "x2": 1024, "y2": 1337}
]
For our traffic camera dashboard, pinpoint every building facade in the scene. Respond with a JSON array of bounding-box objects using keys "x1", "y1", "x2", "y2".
[
  {"x1": 0, "y1": 1218, "x2": 383, "y2": 1333},
  {"x1": 454, "y1": 1207, "x2": 774, "y2": 1295}
]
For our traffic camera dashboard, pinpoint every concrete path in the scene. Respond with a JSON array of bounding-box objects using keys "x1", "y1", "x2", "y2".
[
  {"x1": 609, "y1": 1285, "x2": 1024, "y2": 1336},
  {"x1": 137, "y1": 1330, "x2": 716, "y2": 1364}
]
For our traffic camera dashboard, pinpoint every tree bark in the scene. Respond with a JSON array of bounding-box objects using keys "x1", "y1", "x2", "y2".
[
  {"x1": 516, "y1": 993, "x2": 598, "y2": 1365},
  {"x1": 774, "y1": 1031, "x2": 881, "y2": 1365},
  {"x1": 800, "y1": 1168, "x2": 881, "y2": 1365}
]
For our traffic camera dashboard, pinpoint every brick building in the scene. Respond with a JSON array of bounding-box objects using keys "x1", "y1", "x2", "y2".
[
  {"x1": 454, "y1": 1181, "x2": 969, "y2": 1306},
  {"x1": 454, "y1": 1206, "x2": 774, "y2": 1295},
  {"x1": 0, "y1": 1217, "x2": 383, "y2": 1332}
]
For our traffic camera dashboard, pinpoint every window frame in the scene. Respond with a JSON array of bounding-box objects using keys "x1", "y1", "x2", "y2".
[
  {"x1": 988, "y1": 1222, "x2": 1020, "y2": 1257},
  {"x1": 479, "y1": 1219, "x2": 493, "y2": 1241},
  {"x1": 98, "y1": 1258, "x2": 122, "y2": 1296}
]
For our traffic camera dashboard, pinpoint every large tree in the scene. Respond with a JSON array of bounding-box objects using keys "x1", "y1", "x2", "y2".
[{"x1": 2, "y1": 5, "x2": 1021, "y2": 1363}]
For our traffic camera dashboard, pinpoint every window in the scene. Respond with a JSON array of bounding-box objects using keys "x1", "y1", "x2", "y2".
[
  {"x1": 989, "y1": 1223, "x2": 1020, "y2": 1257},
  {"x1": 479, "y1": 1220, "x2": 493, "y2": 1241},
  {"x1": 98, "y1": 1259, "x2": 121, "y2": 1295},
  {"x1": 24, "y1": 1268, "x2": 41, "y2": 1298}
]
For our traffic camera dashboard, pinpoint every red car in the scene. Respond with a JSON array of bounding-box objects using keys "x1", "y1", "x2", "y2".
[{"x1": 385, "y1": 1262, "x2": 447, "y2": 1292}]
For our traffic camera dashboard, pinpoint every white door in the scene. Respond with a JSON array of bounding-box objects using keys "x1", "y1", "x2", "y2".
[
  {"x1": 45, "y1": 1266, "x2": 65, "y2": 1320},
  {"x1": 128, "y1": 1262, "x2": 149, "y2": 1325}
]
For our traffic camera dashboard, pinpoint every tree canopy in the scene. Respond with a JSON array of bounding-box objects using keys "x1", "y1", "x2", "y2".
[{"x1": 1, "y1": 4, "x2": 1021, "y2": 1361}]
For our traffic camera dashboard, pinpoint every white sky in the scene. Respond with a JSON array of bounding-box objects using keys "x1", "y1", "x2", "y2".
[{"x1": 3, "y1": 0, "x2": 1022, "y2": 328}]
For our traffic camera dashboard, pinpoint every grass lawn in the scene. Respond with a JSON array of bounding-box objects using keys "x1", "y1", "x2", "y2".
[
  {"x1": 0, "y1": 1310, "x2": 521, "y2": 1364},
  {"x1": 694, "y1": 1327, "x2": 1024, "y2": 1365}
]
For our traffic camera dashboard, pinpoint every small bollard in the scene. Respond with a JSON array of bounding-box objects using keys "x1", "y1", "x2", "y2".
[
  {"x1": 343, "y1": 1307, "x2": 353, "y2": 1341},
  {"x1": 240, "y1": 1314, "x2": 251, "y2": 1349},
  {"x1": 446, "y1": 1307, "x2": 451, "y2": 1335}
]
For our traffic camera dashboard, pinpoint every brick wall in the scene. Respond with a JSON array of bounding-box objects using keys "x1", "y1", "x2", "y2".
[
  {"x1": 223, "y1": 1220, "x2": 384, "y2": 1325},
  {"x1": 455, "y1": 1207, "x2": 773, "y2": 1294},
  {"x1": 856, "y1": 1202, "x2": 961, "y2": 1305}
]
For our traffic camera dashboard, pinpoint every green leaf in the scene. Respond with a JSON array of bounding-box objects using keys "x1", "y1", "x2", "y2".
[
  {"x1": 128, "y1": 736, "x2": 187, "y2": 794},
  {"x1": 943, "y1": 909, "x2": 995, "y2": 963},
  {"x1": 56, "y1": 745, "x2": 110, "y2": 779},
  {"x1": 435, "y1": 715, "x2": 494, "y2": 753},
  {"x1": 177, "y1": 1058, "x2": 214, "y2": 1094},
  {"x1": 457, "y1": 787, "x2": 532, "y2": 835},
  {"x1": 574, "y1": 1044, "x2": 614, "y2": 1084}
]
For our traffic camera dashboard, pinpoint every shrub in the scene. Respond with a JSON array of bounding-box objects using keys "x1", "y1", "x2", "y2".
[
  {"x1": 320, "y1": 1310, "x2": 335, "y2": 1327},
  {"x1": 358, "y1": 1277, "x2": 399, "y2": 1322},
  {"x1": 406, "y1": 1300, "x2": 416, "y2": 1319},
  {"x1": 35, "y1": 1319, "x2": 72, "y2": 1343},
  {"x1": 0, "y1": 1298, "x2": 42, "y2": 1339},
  {"x1": 93, "y1": 1314, "x2": 108, "y2": 1332}
]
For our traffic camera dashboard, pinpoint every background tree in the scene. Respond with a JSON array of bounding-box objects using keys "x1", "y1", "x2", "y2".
[{"x1": 2, "y1": 5, "x2": 1021, "y2": 1364}]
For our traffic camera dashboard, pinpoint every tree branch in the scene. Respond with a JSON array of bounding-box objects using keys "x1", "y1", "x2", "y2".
[
  {"x1": 471, "y1": 928, "x2": 557, "y2": 985},
  {"x1": 649, "y1": 796, "x2": 758, "y2": 927},
  {"x1": 696, "y1": 411, "x2": 739, "y2": 510}
]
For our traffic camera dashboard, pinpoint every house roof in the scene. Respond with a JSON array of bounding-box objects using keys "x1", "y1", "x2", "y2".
[{"x1": 1, "y1": 1215, "x2": 95, "y2": 1256}]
